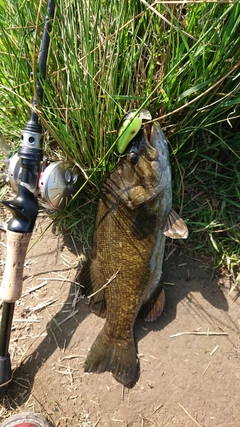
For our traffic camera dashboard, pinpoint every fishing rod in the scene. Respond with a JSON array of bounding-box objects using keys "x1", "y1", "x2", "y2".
[{"x1": 0, "y1": 0, "x2": 80, "y2": 399}]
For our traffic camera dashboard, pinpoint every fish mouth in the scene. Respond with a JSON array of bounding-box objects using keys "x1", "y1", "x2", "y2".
[
  {"x1": 143, "y1": 124, "x2": 160, "y2": 162},
  {"x1": 127, "y1": 128, "x2": 146, "y2": 154},
  {"x1": 148, "y1": 122, "x2": 169, "y2": 149},
  {"x1": 127, "y1": 125, "x2": 158, "y2": 160}
]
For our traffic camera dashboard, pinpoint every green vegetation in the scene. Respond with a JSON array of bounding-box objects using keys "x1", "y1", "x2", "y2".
[{"x1": 0, "y1": 1, "x2": 239, "y2": 272}]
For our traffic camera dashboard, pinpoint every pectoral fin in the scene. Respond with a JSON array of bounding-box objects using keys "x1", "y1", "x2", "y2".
[
  {"x1": 164, "y1": 209, "x2": 188, "y2": 239},
  {"x1": 79, "y1": 258, "x2": 106, "y2": 317}
]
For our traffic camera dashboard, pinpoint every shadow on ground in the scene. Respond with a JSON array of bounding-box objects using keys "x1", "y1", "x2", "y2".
[{"x1": 5, "y1": 230, "x2": 229, "y2": 407}]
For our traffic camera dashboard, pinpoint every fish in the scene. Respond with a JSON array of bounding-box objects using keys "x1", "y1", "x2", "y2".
[{"x1": 80, "y1": 115, "x2": 188, "y2": 387}]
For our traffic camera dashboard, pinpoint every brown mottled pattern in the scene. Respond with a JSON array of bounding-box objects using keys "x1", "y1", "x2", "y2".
[
  {"x1": 81, "y1": 123, "x2": 172, "y2": 386},
  {"x1": 95, "y1": 189, "x2": 164, "y2": 340}
]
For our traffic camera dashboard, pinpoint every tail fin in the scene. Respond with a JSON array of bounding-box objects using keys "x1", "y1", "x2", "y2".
[{"x1": 84, "y1": 328, "x2": 138, "y2": 388}]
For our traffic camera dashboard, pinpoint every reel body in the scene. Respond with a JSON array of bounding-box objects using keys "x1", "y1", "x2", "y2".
[{"x1": 7, "y1": 153, "x2": 81, "y2": 210}]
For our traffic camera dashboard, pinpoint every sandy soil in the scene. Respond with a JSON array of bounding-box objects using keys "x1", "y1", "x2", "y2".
[{"x1": 0, "y1": 214, "x2": 239, "y2": 427}]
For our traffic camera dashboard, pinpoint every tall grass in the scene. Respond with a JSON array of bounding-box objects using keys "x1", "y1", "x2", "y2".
[{"x1": 0, "y1": 0, "x2": 239, "y2": 271}]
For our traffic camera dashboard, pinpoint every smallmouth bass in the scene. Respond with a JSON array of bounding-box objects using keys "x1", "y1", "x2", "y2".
[{"x1": 80, "y1": 117, "x2": 188, "y2": 387}]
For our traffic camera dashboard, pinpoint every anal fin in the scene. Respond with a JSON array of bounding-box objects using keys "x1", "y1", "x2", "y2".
[{"x1": 140, "y1": 281, "x2": 165, "y2": 322}]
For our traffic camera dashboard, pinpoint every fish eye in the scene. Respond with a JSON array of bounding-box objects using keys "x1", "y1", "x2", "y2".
[{"x1": 129, "y1": 152, "x2": 139, "y2": 165}]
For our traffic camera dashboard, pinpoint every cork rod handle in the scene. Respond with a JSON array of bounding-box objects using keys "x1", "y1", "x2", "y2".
[{"x1": 0, "y1": 230, "x2": 32, "y2": 303}]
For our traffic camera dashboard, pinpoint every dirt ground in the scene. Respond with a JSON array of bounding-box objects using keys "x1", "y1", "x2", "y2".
[{"x1": 0, "y1": 213, "x2": 239, "y2": 427}]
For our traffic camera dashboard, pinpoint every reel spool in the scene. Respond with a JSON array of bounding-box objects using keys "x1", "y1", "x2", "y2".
[{"x1": 39, "y1": 160, "x2": 80, "y2": 209}]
